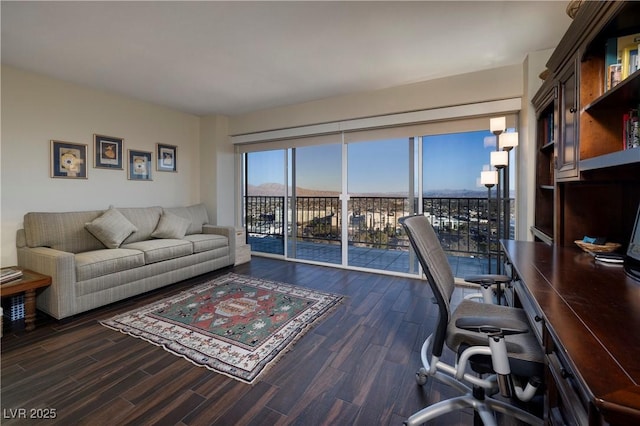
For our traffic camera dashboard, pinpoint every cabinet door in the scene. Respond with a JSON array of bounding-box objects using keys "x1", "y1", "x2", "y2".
[{"x1": 557, "y1": 61, "x2": 579, "y2": 180}]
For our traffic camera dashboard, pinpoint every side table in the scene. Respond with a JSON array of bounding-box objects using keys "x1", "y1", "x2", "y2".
[
  {"x1": 1, "y1": 268, "x2": 52, "y2": 332},
  {"x1": 235, "y1": 227, "x2": 251, "y2": 265}
]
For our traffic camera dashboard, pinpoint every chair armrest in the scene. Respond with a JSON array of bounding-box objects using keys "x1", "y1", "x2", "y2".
[
  {"x1": 464, "y1": 274, "x2": 511, "y2": 286},
  {"x1": 464, "y1": 274, "x2": 511, "y2": 304},
  {"x1": 455, "y1": 316, "x2": 529, "y2": 336}
]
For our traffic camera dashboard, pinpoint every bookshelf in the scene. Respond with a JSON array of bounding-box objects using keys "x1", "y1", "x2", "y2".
[
  {"x1": 532, "y1": 1, "x2": 640, "y2": 248},
  {"x1": 531, "y1": 81, "x2": 556, "y2": 244}
]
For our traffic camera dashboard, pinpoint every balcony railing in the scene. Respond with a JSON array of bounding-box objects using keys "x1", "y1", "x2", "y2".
[{"x1": 245, "y1": 195, "x2": 512, "y2": 260}]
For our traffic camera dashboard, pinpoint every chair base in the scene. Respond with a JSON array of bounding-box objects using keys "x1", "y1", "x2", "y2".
[
  {"x1": 407, "y1": 335, "x2": 543, "y2": 426},
  {"x1": 404, "y1": 391, "x2": 543, "y2": 426}
]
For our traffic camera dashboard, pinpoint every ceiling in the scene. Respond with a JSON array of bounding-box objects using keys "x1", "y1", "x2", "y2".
[{"x1": 1, "y1": 1, "x2": 572, "y2": 117}]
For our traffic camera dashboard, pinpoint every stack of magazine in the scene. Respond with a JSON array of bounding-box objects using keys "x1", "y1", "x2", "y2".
[{"x1": 1, "y1": 268, "x2": 23, "y2": 284}]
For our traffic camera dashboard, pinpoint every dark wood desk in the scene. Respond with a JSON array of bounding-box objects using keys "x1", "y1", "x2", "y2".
[{"x1": 501, "y1": 240, "x2": 640, "y2": 425}]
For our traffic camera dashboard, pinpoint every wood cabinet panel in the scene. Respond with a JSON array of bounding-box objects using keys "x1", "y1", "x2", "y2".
[{"x1": 532, "y1": 0, "x2": 640, "y2": 247}]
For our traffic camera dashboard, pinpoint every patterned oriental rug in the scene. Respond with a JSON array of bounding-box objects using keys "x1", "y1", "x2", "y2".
[{"x1": 101, "y1": 273, "x2": 343, "y2": 384}]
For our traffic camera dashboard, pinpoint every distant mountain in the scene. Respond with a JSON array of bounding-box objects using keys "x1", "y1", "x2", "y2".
[
  {"x1": 247, "y1": 183, "x2": 492, "y2": 198},
  {"x1": 247, "y1": 183, "x2": 339, "y2": 197}
]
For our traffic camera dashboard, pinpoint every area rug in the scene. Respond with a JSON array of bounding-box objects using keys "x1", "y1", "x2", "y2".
[{"x1": 100, "y1": 273, "x2": 343, "y2": 384}]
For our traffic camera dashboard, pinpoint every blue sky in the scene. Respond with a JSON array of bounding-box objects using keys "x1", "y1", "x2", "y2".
[{"x1": 247, "y1": 130, "x2": 503, "y2": 194}]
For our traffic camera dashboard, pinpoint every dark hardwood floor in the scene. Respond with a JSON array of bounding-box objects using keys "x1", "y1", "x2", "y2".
[{"x1": 1, "y1": 257, "x2": 536, "y2": 425}]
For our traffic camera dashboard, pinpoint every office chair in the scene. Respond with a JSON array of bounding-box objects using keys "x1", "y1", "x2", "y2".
[{"x1": 400, "y1": 215, "x2": 544, "y2": 426}]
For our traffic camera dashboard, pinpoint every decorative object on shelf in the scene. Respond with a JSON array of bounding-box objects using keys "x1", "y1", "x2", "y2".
[
  {"x1": 538, "y1": 68, "x2": 550, "y2": 81},
  {"x1": 156, "y1": 143, "x2": 177, "y2": 172},
  {"x1": 575, "y1": 240, "x2": 621, "y2": 253},
  {"x1": 127, "y1": 149, "x2": 152, "y2": 181},
  {"x1": 93, "y1": 134, "x2": 124, "y2": 170},
  {"x1": 50, "y1": 140, "x2": 87, "y2": 179},
  {"x1": 565, "y1": 0, "x2": 584, "y2": 19}
]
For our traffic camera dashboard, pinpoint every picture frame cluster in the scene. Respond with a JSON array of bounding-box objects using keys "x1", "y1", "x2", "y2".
[{"x1": 50, "y1": 135, "x2": 177, "y2": 180}]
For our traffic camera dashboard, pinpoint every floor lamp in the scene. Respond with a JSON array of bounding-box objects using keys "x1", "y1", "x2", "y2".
[
  {"x1": 481, "y1": 170, "x2": 498, "y2": 273},
  {"x1": 488, "y1": 117, "x2": 520, "y2": 271},
  {"x1": 500, "y1": 132, "x2": 519, "y2": 243},
  {"x1": 489, "y1": 117, "x2": 505, "y2": 272}
]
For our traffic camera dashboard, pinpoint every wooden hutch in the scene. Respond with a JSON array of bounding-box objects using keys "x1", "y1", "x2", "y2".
[
  {"x1": 531, "y1": 1, "x2": 640, "y2": 247},
  {"x1": 513, "y1": 2, "x2": 640, "y2": 425}
]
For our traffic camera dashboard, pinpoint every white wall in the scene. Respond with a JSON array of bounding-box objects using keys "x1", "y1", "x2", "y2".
[
  {"x1": 200, "y1": 114, "x2": 235, "y2": 226},
  {"x1": 230, "y1": 64, "x2": 524, "y2": 135},
  {"x1": 1, "y1": 66, "x2": 201, "y2": 265}
]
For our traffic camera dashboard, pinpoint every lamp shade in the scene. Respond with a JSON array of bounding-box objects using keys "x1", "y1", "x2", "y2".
[
  {"x1": 500, "y1": 132, "x2": 519, "y2": 150},
  {"x1": 481, "y1": 170, "x2": 498, "y2": 186},
  {"x1": 490, "y1": 117, "x2": 506, "y2": 134},
  {"x1": 491, "y1": 151, "x2": 508, "y2": 168}
]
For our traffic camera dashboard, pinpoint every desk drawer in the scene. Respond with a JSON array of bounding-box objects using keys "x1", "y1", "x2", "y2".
[
  {"x1": 547, "y1": 352, "x2": 588, "y2": 425},
  {"x1": 513, "y1": 281, "x2": 544, "y2": 344}
]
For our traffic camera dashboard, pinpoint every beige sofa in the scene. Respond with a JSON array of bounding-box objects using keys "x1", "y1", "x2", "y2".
[{"x1": 16, "y1": 204, "x2": 235, "y2": 319}]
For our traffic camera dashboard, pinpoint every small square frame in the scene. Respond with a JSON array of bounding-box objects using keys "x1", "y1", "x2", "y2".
[
  {"x1": 156, "y1": 143, "x2": 177, "y2": 172},
  {"x1": 50, "y1": 140, "x2": 88, "y2": 179},
  {"x1": 94, "y1": 134, "x2": 124, "y2": 170},
  {"x1": 128, "y1": 150, "x2": 153, "y2": 181}
]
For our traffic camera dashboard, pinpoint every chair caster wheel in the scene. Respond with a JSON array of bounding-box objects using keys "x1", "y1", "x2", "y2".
[{"x1": 416, "y1": 367, "x2": 428, "y2": 386}]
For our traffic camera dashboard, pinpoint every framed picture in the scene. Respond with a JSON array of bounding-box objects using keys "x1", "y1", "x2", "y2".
[
  {"x1": 50, "y1": 140, "x2": 88, "y2": 179},
  {"x1": 156, "y1": 143, "x2": 177, "y2": 172},
  {"x1": 94, "y1": 134, "x2": 124, "y2": 169},
  {"x1": 128, "y1": 150, "x2": 152, "y2": 181}
]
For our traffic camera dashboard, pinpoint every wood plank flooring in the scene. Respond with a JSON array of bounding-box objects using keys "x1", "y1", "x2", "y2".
[{"x1": 1, "y1": 257, "x2": 537, "y2": 425}]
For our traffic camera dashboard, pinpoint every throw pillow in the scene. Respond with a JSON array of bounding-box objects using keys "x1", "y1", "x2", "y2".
[
  {"x1": 85, "y1": 208, "x2": 138, "y2": 249},
  {"x1": 151, "y1": 211, "x2": 191, "y2": 239}
]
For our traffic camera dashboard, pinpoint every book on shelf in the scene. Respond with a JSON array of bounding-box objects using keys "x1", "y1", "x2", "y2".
[
  {"x1": 604, "y1": 33, "x2": 640, "y2": 91},
  {"x1": 623, "y1": 108, "x2": 639, "y2": 150},
  {"x1": 1, "y1": 267, "x2": 23, "y2": 284},
  {"x1": 608, "y1": 63, "x2": 622, "y2": 90}
]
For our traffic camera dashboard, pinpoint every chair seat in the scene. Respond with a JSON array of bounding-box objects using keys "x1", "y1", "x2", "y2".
[{"x1": 448, "y1": 299, "x2": 544, "y2": 376}]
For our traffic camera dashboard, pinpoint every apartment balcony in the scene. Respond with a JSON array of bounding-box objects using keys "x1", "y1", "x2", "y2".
[{"x1": 245, "y1": 195, "x2": 511, "y2": 277}]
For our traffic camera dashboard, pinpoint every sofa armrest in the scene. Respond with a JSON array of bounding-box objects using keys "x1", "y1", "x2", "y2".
[
  {"x1": 202, "y1": 225, "x2": 236, "y2": 264},
  {"x1": 17, "y1": 245, "x2": 77, "y2": 319}
]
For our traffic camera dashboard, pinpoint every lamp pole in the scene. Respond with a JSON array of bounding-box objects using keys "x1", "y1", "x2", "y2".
[
  {"x1": 481, "y1": 170, "x2": 498, "y2": 273},
  {"x1": 500, "y1": 132, "x2": 519, "y2": 244},
  {"x1": 489, "y1": 117, "x2": 505, "y2": 273}
]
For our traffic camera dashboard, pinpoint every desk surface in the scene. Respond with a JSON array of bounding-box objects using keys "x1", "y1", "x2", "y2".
[{"x1": 501, "y1": 240, "x2": 640, "y2": 423}]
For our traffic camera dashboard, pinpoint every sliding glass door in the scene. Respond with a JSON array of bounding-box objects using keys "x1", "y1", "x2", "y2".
[
  {"x1": 242, "y1": 124, "x2": 516, "y2": 277},
  {"x1": 288, "y1": 144, "x2": 342, "y2": 264},
  {"x1": 245, "y1": 150, "x2": 286, "y2": 255},
  {"x1": 346, "y1": 137, "x2": 418, "y2": 273}
]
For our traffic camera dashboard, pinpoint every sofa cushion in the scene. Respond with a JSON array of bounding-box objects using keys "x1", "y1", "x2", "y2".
[
  {"x1": 85, "y1": 208, "x2": 138, "y2": 249},
  {"x1": 164, "y1": 204, "x2": 209, "y2": 235},
  {"x1": 23, "y1": 210, "x2": 106, "y2": 253},
  {"x1": 151, "y1": 212, "x2": 191, "y2": 239},
  {"x1": 75, "y1": 248, "x2": 145, "y2": 281},
  {"x1": 118, "y1": 206, "x2": 163, "y2": 244},
  {"x1": 182, "y1": 233, "x2": 229, "y2": 253},
  {"x1": 121, "y1": 239, "x2": 193, "y2": 264}
]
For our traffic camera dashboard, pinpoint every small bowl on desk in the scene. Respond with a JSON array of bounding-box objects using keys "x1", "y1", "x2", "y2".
[{"x1": 574, "y1": 240, "x2": 621, "y2": 253}]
